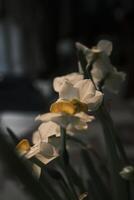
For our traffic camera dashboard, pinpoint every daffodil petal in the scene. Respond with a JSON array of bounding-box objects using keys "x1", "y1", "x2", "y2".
[
  {"x1": 75, "y1": 42, "x2": 91, "y2": 54},
  {"x1": 75, "y1": 42, "x2": 95, "y2": 65},
  {"x1": 50, "y1": 114, "x2": 79, "y2": 128},
  {"x1": 75, "y1": 112, "x2": 94, "y2": 122},
  {"x1": 59, "y1": 81, "x2": 79, "y2": 100},
  {"x1": 91, "y1": 62, "x2": 105, "y2": 86},
  {"x1": 32, "y1": 164, "x2": 41, "y2": 179},
  {"x1": 104, "y1": 68, "x2": 126, "y2": 93},
  {"x1": 36, "y1": 112, "x2": 69, "y2": 128},
  {"x1": 32, "y1": 131, "x2": 41, "y2": 145},
  {"x1": 40, "y1": 142, "x2": 58, "y2": 158},
  {"x1": 91, "y1": 54, "x2": 113, "y2": 86},
  {"x1": 35, "y1": 153, "x2": 57, "y2": 165},
  {"x1": 97, "y1": 40, "x2": 112, "y2": 56},
  {"x1": 26, "y1": 144, "x2": 40, "y2": 159},
  {"x1": 74, "y1": 79, "x2": 95, "y2": 103},
  {"x1": 53, "y1": 72, "x2": 83, "y2": 92},
  {"x1": 33, "y1": 122, "x2": 60, "y2": 144},
  {"x1": 30, "y1": 142, "x2": 58, "y2": 165},
  {"x1": 26, "y1": 142, "x2": 58, "y2": 161},
  {"x1": 87, "y1": 90, "x2": 103, "y2": 111},
  {"x1": 91, "y1": 47, "x2": 101, "y2": 53},
  {"x1": 73, "y1": 121, "x2": 88, "y2": 130},
  {"x1": 35, "y1": 113, "x2": 62, "y2": 122}
]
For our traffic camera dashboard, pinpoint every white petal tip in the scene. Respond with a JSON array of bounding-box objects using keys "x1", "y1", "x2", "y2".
[{"x1": 35, "y1": 115, "x2": 41, "y2": 121}]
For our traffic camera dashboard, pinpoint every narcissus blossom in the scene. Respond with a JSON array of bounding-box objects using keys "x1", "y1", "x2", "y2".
[
  {"x1": 53, "y1": 74, "x2": 103, "y2": 111},
  {"x1": 16, "y1": 138, "x2": 58, "y2": 168},
  {"x1": 76, "y1": 40, "x2": 126, "y2": 93},
  {"x1": 35, "y1": 73, "x2": 102, "y2": 131}
]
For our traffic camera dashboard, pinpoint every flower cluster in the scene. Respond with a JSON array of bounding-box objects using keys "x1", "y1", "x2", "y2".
[{"x1": 16, "y1": 39, "x2": 126, "y2": 177}]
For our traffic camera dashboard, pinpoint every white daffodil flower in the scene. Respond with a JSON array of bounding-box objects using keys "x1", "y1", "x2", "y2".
[
  {"x1": 53, "y1": 75, "x2": 103, "y2": 111},
  {"x1": 34, "y1": 74, "x2": 102, "y2": 139},
  {"x1": 16, "y1": 138, "x2": 58, "y2": 177},
  {"x1": 76, "y1": 40, "x2": 126, "y2": 93}
]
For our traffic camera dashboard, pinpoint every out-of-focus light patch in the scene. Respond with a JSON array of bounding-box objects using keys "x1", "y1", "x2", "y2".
[
  {"x1": 33, "y1": 80, "x2": 52, "y2": 98},
  {"x1": 0, "y1": 112, "x2": 37, "y2": 136}
]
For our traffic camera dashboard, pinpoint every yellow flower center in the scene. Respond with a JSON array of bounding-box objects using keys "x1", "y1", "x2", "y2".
[
  {"x1": 16, "y1": 139, "x2": 30, "y2": 155},
  {"x1": 50, "y1": 99, "x2": 88, "y2": 115},
  {"x1": 92, "y1": 47, "x2": 101, "y2": 53}
]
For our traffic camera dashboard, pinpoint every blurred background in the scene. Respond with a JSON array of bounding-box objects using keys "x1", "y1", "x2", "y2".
[
  {"x1": 0, "y1": 0, "x2": 134, "y2": 199},
  {"x1": 0, "y1": 0, "x2": 134, "y2": 111},
  {"x1": 0, "y1": 0, "x2": 134, "y2": 134}
]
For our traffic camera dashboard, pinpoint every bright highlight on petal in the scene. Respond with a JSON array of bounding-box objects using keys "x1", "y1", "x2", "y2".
[
  {"x1": 35, "y1": 110, "x2": 94, "y2": 132},
  {"x1": 59, "y1": 81, "x2": 79, "y2": 100},
  {"x1": 33, "y1": 121, "x2": 60, "y2": 144},
  {"x1": 32, "y1": 164, "x2": 41, "y2": 179},
  {"x1": 53, "y1": 72, "x2": 83, "y2": 92},
  {"x1": 74, "y1": 79, "x2": 95, "y2": 103}
]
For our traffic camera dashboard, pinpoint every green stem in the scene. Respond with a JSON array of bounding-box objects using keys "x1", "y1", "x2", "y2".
[
  {"x1": 60, "y1": 127, "x2": 78, "y2": 200},
  {"x1": 101, "y1": 106, "x2": 129, "y2": 164},
  {"x1": 81, "y1": 148, "x2": 111, "y2": 200},
  {"x1": 60, "y1": 127, "x2": 68, "y2": 164},
  {"x1": 85, "y1": 64, "x2": 128, "y2": 165},
  {"x1": 97, "y1": 105, "x2": 129, "y2": 200},
  {"x1": 77, "y1": 43, "x2": 129, "y2": 200}
]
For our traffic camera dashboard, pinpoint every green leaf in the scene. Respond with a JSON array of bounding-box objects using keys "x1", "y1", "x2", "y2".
[
  {"x1": 81, "y1": 148, "x2": 111, "y2": 200},
  {"x1": 97, "y1": 105, "x2": 129, "y2": 200}
]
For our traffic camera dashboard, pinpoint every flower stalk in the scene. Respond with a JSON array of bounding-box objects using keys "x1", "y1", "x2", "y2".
[
  {"x1": 77, "y1": 41, "x2": 129, "y2": 200},
  {"x1": 97, "y1": 104, "x2": 129, "y2": 200},
  {"x1": 60, "y1": 127, "x2": 78, "y2": 200},
  {"x1": 60, "y1": 127, "x2": 68, "y2": 164}
]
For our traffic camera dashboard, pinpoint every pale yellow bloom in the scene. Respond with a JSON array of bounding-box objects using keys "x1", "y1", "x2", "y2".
[
  {"x1": 34, "y1": 73, "x2": 102, "y2": 142},
  {"x1": 16, "y1": 138, "x2": 58, "y2": 177},
  {"x1": 53, "y1": 75, "x2": 103, "y2": 111},
  {"x1": 35, "y1": 74, "x2": 102, "y2": 131},
  {"x1": 76, "y1": 40, "x2": 126, "y2": 93}
]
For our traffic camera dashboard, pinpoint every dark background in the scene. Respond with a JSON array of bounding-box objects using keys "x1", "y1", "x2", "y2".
[{"x1": 0, "y1": 0, "x2": 134, "y2": 112}]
